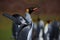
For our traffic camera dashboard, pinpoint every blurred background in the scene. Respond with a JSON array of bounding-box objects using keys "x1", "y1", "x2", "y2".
[{"x1": 0, "y1": 0, "x2": 60, "y2": 40}]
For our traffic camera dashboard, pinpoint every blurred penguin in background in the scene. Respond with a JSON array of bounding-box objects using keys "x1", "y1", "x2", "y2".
[
  {"x1": 49, "y1": 20, "x2": 60, "y2": 40},
  {"x1": 37, "y1": 17, "x2": 44, "y2": 40},
  {"x1": 44, "y1": 19, "x2": 52, "y2": 40},
  {"x1": 58, "y1": 21, "x2": 60, "y2": 40}
]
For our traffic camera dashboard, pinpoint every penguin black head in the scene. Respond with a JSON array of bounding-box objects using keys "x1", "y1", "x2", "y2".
[
  {"x1": 12, "y1": 14, "x2": 20, "y2": 18},
  {"x1": 27, "y1": 7, "x2": 38, "y2": 14},
  {"x1": 46, "y1": 20, "x2": 51, "y2": 23},
  {"x1": 37, "y1": 17, "x2": 40, "y2": 21}
]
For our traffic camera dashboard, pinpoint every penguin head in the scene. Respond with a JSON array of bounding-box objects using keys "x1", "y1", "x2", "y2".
[
  {"x1": 26, "y1": 7, "x2": 38, "y2": 14},
  {"x1": 46, "y1": 20, "x2": 51, "y2": 23},
  {"x1": 12, "y1": 14, "x2": 20, "y2": 18}
]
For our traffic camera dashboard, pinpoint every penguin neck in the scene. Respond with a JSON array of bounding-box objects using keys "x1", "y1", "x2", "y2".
[
  {"x1": 27, "y1": 22, "x2": 33, "y2": 40},
  {"x1": 26, "y1": 12, "x2": 31, "y2": 15}
]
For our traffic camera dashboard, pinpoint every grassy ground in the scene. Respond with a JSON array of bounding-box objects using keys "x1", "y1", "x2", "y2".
[
  {"x1": 0, "y1": 15, "x2": 12, "y2": 40},
  {"x1": 0, "y1": 15, "x2": 60, "y2": 40}
]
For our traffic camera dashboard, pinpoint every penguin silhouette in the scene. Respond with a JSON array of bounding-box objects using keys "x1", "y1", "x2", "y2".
[{"x1": 3, "y1": 13, "x2": 28, "y2": 40}]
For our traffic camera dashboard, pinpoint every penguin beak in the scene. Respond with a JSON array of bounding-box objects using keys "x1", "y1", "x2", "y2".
[{"x1": 33, "y1": 7, "x2": 38, "y2": 11}]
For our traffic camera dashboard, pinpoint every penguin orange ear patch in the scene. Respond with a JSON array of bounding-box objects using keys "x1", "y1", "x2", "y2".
[{"x1": 26, "y1": 9, "x2": 29, "y2": 12}]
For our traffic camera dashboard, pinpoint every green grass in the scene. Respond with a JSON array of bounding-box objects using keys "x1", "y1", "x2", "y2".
[
  {"x1": 0, "y1": 15, "x2": 60, "y2": 40},
  {"x1": 0, "y1": 15, "x2": 12, "y2": 40}
]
